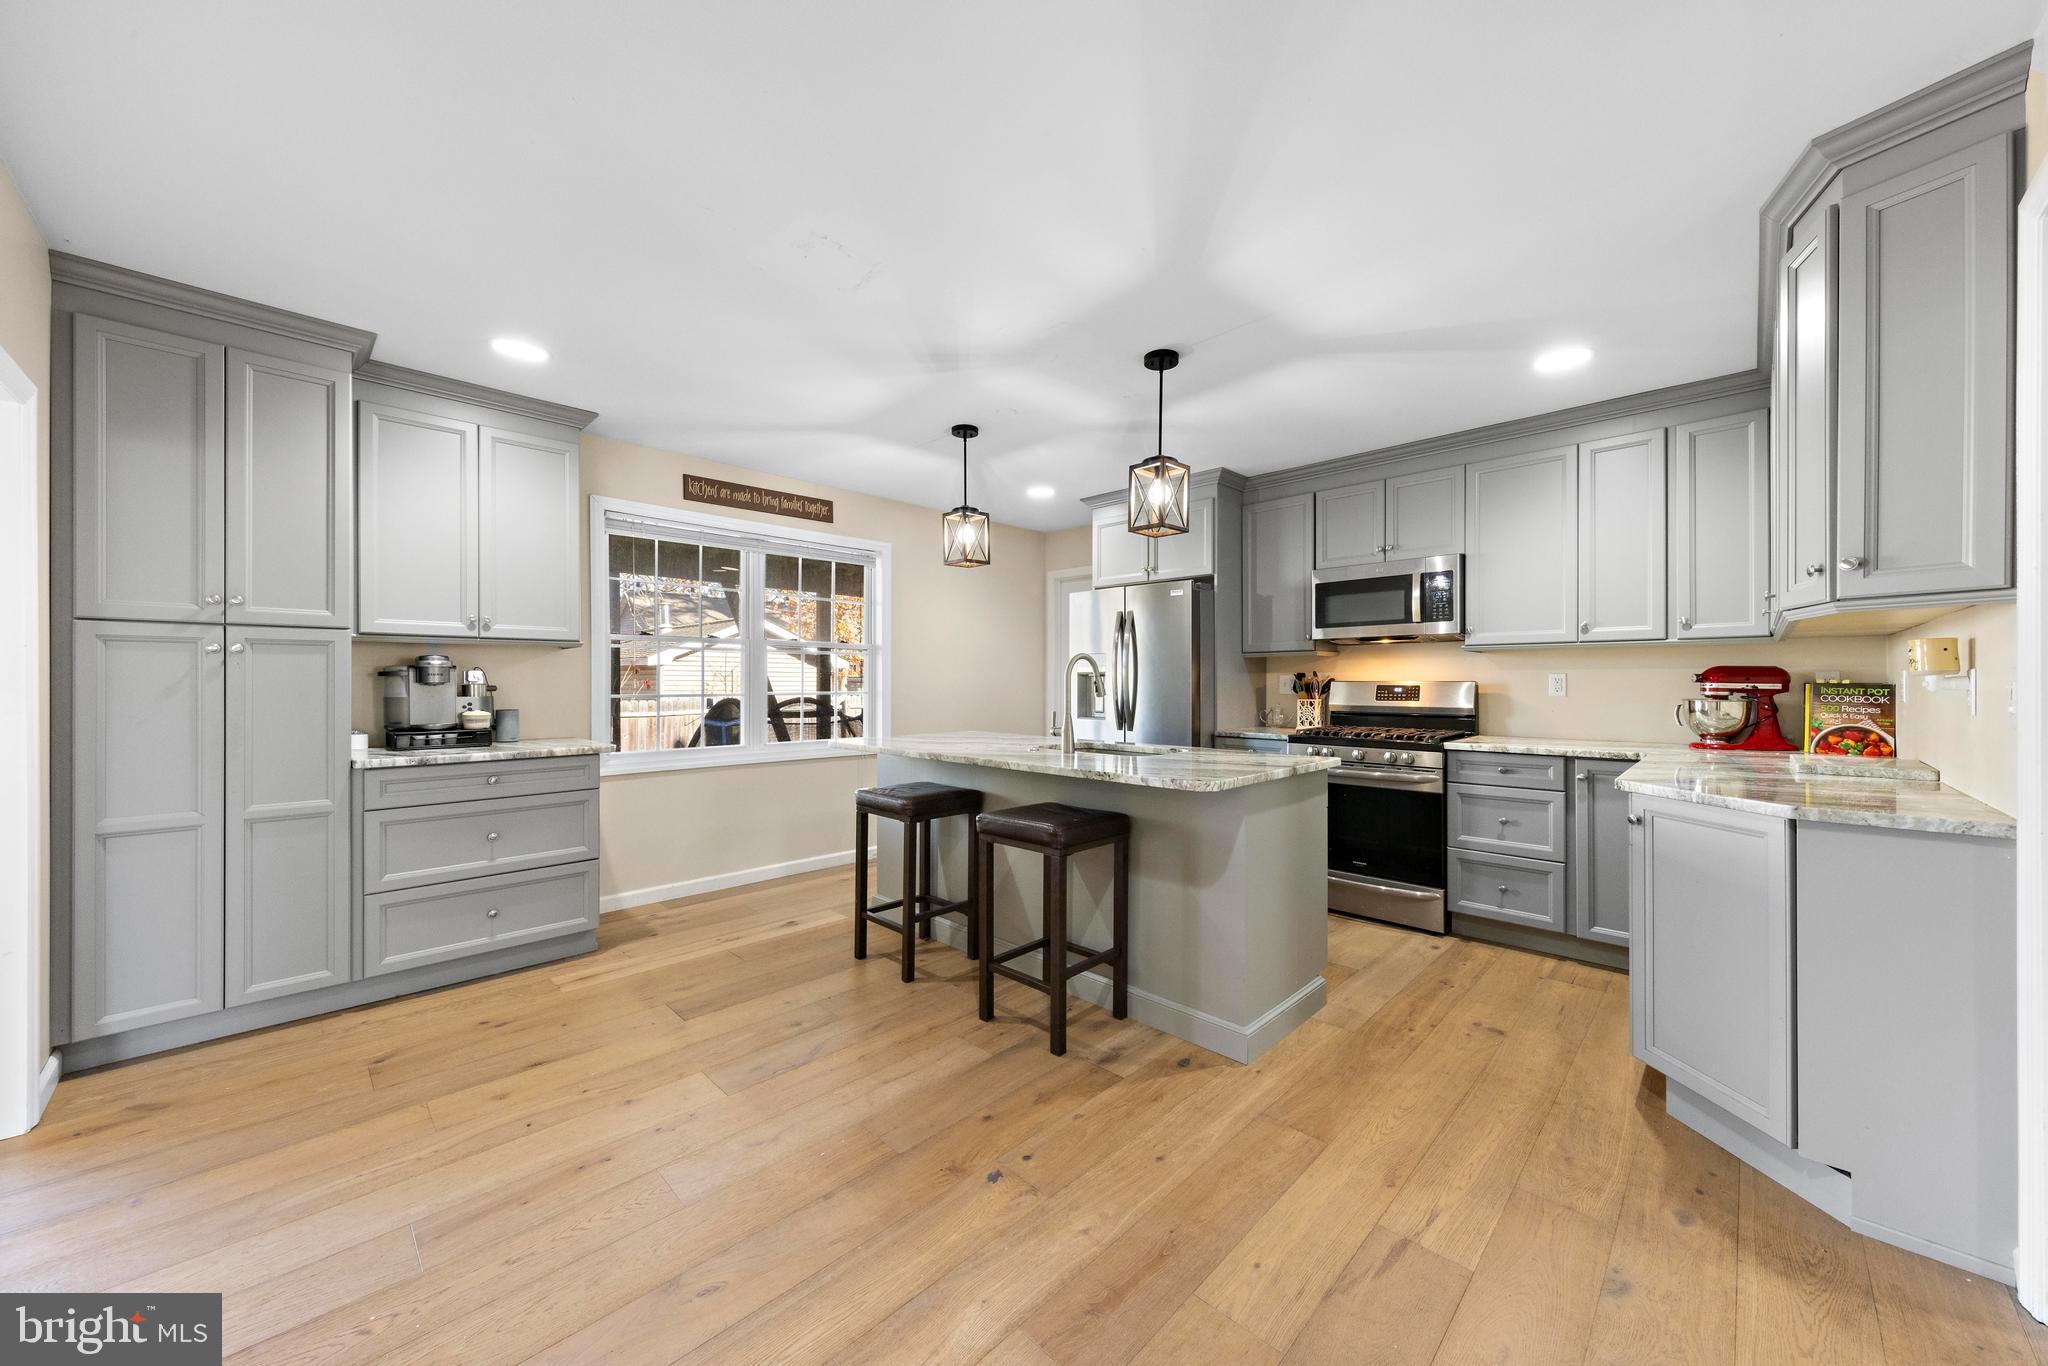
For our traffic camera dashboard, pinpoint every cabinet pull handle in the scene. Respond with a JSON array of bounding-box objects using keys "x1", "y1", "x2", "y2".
[
  {"x1": 1805, "y1": 563, "x2": 1824, "y2": 577},
  {"x1": 1626, "y1": 813, "x2": 1643, "y2": 826},
  {"x1": 228, "y1": 595, "x2": 244, "y2": 606},
  {"x1": 486, "y1": 907, "x2": 500, "y2": 919},
  {"x1": 467, "y1": 616, "x2": 478, "y2": 631},
  {"x1": 487, "y1": 775, "x2": 501, "y2": 785},
  {"x1": 228, "y1": 642, "x2": 245, "y2": 654},
  {"x1": 486, "y1": 831, "x2": 500, "y2": 841},
  {"x1": 481, "y1": 616, "x2": 493, "y2": 632},
  {"x1": 1497, "y1": 884, "x2": 1510, "y2": 896},
  {"x1": 203, "y1": 642, "x2": 222, "y2": 654},
  {"x1": 1838, "y1": 555, "x2": 1865, "y2": 572},
  {"x1": 1497, "y1": 766, "x2": 1513, "y2": 774},
  {"x1": 1678, "y1": 616, "x2": 1692, "y2": 631},
  {"x1": 1575, "y1": 771, "x2": 1588, "y2": 781},
  {"x1": 1497, "y1": 816, "x2": 1510, "y2": 827},
  {"x1": 204, "y1": 593, "x2": 223, "y2": 606},
  {"x1": 1578, "y1": 621, "x2": 1590, "y2": 635}
]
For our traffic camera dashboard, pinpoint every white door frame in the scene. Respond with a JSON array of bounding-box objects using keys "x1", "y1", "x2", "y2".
[
  {"x1": 0, "y1": 341, "x2": 49, "y2": 1140},
  {"x1": 2015, "y1": 164, "x2": 2047, "y2": 1321},
  {"x1": 1045, "y1": 566, "x2": 1093, "y2": 731}
]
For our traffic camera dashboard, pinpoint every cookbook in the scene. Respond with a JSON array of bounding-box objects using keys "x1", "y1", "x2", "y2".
[{"x1": 1802, "y1": 681, "x2": 1897, "y2": 758}]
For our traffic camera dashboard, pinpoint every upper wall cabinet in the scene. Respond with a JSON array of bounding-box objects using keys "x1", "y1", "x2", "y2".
[
  {"x1": 1576, "y1": 429, "x2": 1667, "y2": 644},
  {"x1": 1089, "y1": 491, "x2": 1218, "y2": 586},
  {"x1": 1671, "y1": 410, "x2": 1770, "y2": 639},
  {"x1": 1313, "y1": 468, "x2": 1462, "y2": 570},
  {"x1": 1242, "y1": 493, "x2": 1313, "y2": 654},
  {"x1": 1772, "y1": 207, "x2": 1836, "y2": 616},
  {"x1": 1464, "y1": 445, "x2": 1577, "y2": 647},
  {"x1": 1834, "y1": 132, "x2": 2013, "y2": 600},
  {"x1": 71, "y1": 315, "x2": 351, "y2": 629},
  {"x1": 354, "y1": 364, "x2": 595, "y2": 642}
]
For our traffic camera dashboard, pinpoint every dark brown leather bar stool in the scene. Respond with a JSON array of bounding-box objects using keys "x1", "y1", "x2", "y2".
[
  {"x1": 974, "y1": 802, "x2": 1130, "y2": 1055},
  {"x1": 854, "y1": 782, "x2": 984, "y2": 982}
]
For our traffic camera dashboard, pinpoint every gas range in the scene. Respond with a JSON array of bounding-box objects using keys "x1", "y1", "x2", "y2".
[{"x1": 1293, "y1": 680, "x2": 1480, "y2": 935}]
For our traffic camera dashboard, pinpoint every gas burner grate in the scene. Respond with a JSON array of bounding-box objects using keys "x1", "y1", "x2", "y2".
[{"x1": 1294, "y1": 724, "x2": 1476, "y2": 746}]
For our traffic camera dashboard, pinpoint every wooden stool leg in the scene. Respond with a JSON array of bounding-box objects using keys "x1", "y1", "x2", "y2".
[
  {"x1": 1047, "y1": 851, "x2": 1068, "y2": 1056},
  {"x1": 900, "y1": 817, "x2": 918, "y2": 983},
  {"x1": 1112, "y1": 835, "x2": 1129, "y2": 1019},
  {"x1": 977, "y1": 834, "x2": 995, "y2": 1021},
  {"x1": 963, "y1": 817, "x2": 980, "y2": 961},
  {"x1": 918, "y1": 817, "x2": 935, "y2": 941},
  {"x1": 853, "y1": 809, "x2": 869, "y2": 960}
]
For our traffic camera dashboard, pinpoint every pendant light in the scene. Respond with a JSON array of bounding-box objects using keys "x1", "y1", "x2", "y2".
[
  {"x1": 942, "y1": 423, "x2": 991, "y2": 567},
  {"x1": 1128, "y1": 348, "x2": 1191, "y2": 537}
]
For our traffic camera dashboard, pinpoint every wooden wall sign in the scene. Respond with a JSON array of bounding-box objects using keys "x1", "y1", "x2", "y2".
[{"x1": 684, "y1": 473, "x2": 834, "y2": 523}]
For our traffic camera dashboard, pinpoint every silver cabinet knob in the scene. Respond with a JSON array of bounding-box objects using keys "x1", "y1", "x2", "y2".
[
  {"x1": 486, "y1": 775, "x2": 501, "y2": 785},
  {"x1": 1678, "y1": 616, "x2": 1692, "y2": 631},
  {"x1": 1497, "y1": 884, "x2": 1510, "y2": 896},
  {"x1": 486, "y1": 831, "x2": 500, "y2": 842},
  {"x1": 486, "y1": 907, "x2": 500, "y2": 919},
  {"x1": 204, "y1": 593, "x2": 224, "y2": 605},
  {"x1": 1805, "y1": 563, "x2": 1824, "y2": 577},
  {"x1": 467, "y1": 616, "x2": 478, "y2": 631},
  {"x1": 228, "y1": 595, "x2": 245, "y2": 605},
  {"x1": 481, "y1": 616, "x2": 493, "y2": 631},
  {"x1": 203, "y1": 641, "x2": 222, "y2": 654},
  {"x1": 1579, "y1": 621, "x2": 1590, "y2": 635},
  {"x1": 1626, "y1": 813, "x2": 1643, "y2": 826},
  {"x1": 1498, "y1": 816, "x2": 1510, "y2": 826},
  {"x1": 1497, "y1": 766, "x2": 1513, "y2": 774},
  {"x1": 1575, "y1": 771, "x2": 1588, "y2": 782},
  {"x1": 1838, "y1": 555, "x2": 1865, "y2": 571},
  {"x1": 227, "y1": 642, "x2": 245, "y2": 654}
]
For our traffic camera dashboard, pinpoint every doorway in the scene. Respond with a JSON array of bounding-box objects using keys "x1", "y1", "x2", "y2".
[{"x1": 0, "y1": 341, "x2": 47, "y2": 1140}]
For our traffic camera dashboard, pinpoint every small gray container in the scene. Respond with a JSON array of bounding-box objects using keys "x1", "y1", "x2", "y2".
[{"x1": 492, "y1": 707, "x2": 521, "y2": 743}]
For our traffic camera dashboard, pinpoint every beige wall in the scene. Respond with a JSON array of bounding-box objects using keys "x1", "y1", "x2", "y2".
[
  {"x1": 355, "y1": 434, "x2": 1054, "y2": 905},
  {"x1": 1885, "y1": 603, "x2": 2017, "y2": 812},
  {"x1": 1045, "y1": 524, "x2": 1092, "y2": 572},
  {"x1": 0, "y1": 163, "x2": 51, "y2": 1080},
  {"x1": 1256, "y1": 637, "x2": 1890, "y2": 743}
]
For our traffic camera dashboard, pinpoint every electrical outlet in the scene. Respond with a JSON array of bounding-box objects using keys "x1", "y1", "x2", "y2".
[{"x1": 1547, "y1": 673, "x2": 1568, "y2": 698}]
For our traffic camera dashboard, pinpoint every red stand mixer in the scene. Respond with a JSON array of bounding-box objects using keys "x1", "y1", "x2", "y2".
[{"x1": 1676, "y1": 665, "x2": 1798, "y2": 752}]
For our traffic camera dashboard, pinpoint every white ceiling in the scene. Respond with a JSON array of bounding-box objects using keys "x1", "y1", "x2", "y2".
[{"x1": 0, "y1": 2, "x2": 2036, "y2": 530}]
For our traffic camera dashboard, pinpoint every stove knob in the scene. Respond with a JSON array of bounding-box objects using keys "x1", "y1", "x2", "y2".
[
  {"x1": 1348, "y1": 749, "x2": 1363, "y2": 762},
  {"x1": 1399, "y1": 752, "x2": 1417, "y2": 766},
  {"x1": 1380, "y1": 751, "x2": 1395, "y2": 764}
]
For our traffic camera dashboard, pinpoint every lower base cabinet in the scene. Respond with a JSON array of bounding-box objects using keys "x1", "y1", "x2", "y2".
[{"x1": 1445, "y1": 753, "x2": 1629, "y2": 955}]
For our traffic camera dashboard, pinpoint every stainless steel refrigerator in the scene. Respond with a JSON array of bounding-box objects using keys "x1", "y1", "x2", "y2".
[{"x1": 1063, "y1": 579, "x2": 1216, "y2": 746}]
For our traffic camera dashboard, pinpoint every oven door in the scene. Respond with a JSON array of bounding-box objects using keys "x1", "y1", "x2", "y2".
[
  {"x1": 1311, "y1": 554, "x2": 1461, "y2": 641},
  {"x1": 1327, "y1": 766, "x2": 1447, "y2": 931}
]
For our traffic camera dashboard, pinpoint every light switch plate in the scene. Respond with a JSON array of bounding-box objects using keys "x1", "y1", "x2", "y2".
[{"x1": 1547, "y1": 673, "x2": 1567, "y2": 698}]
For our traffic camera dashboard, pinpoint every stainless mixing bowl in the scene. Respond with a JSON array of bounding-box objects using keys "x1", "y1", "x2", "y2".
[{"x1": 1676, "y1": 696, "x2": 1750, "y2": 740}]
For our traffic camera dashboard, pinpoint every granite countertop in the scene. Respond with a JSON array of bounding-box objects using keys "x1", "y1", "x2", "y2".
[
  {"x1": 352, "y1": 738, "x2": 613, "y2": 770},
  {"x1": 1612, "y1": 750, "x2": 2013, "y2": 839},
  {"x1": 1450, "y1": 734, "x2": 1942, "y2": 782},
  {"x1": 1214, "y1": 726, "x2": 1297, "y2": 740},
  {"x1": 831, "y1": 731, "x2": 1340, "y2": 793},
  {"x1": 1449, "y1": 735, "x2": 1692, "y2": 763}
]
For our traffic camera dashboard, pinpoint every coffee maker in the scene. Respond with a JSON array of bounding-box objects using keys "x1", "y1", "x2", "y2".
[
  {"x1": 1675, "y1": 665, "x2": 1798, "y2": 752},
  {"x1": 378, "y1": 654, "x2": 491, "y2": 750}
]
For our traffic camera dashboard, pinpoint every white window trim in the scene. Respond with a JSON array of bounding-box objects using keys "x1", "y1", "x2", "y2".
[{"x1": 588, "y1": 494, "x2": 891, "y2": 776}]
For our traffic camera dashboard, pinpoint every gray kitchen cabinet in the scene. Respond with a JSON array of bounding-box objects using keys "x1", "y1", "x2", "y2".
[
  {"x1": 1568, "y1": 759, "x2": 1631, "y2": 947},
  {"x1": 1669, "y1": 410, "x2": 1769, "y2": 640},
  {"x1": 1448, "y1": 782, "x2": 1566, "y2": 861},
  {"x1": 360, "y1": 862, "x2": 599, "y2": 978},
  {"x1": 359, "y1": 753, "x2": 600, "y2": 810},
  {"x1": 1834, "y1": 132, "x2": 2013, "y2": 599},
  {"x1": 69, "y1": 620, "x2": 226, "y2": 1039},
  {"x1": 1090, "y1": 503, "x2": 1152, "y2": 586},
  {"x1": 479, "y1": 425, "x2": 580, "y2": 641},
  {"x1": 1313, "y1": 480, "x2": 1386, "y2": 569},
  {"x1": 1447, "y1": 848, "x2": 1567, "y2": 932},
  {"x1": 224, "y1": 626, "x2": 351, "y2": 1006},
  {"x1": 1383, "y1": 467, "x2": 1465, "y2": 560},
  {"x1": 1576, "y1": 428, "x2": 1667, "y2": 643},
  {"x1": 1242, "y1": 494, "x2": 1314, "y2": 654},
  {"x1": 1447, "y1": 750, "x2": 1565, "y2": 791},
  {"x1": 356, "y1": 400, "x2": 480, "y2": 636},
  {"x1": 1092, "y1": 494, "x2": 1216, "y2": 585},
  {"x1": 1463, "y1": 445, "x2": 1577, "y2": 646},
  {"x1": 226, "y1": 349, "x2": 352, "y2": 629},
  {"x1": 71, "y1": 314, "x2": 225, "y2": 624},
  {"x1": 1772, "y1": 208, "x2": 1835, "y2": 615},
  {"x1": 1629, "y1": 795, "x2": 1793, "y2": 1145},
  {"x1": 360, "y1": 789, "x2": 599, "y2": 894},
  {"x1": 1150, "y1": 494, "x2": 1217, "y2": 581}
]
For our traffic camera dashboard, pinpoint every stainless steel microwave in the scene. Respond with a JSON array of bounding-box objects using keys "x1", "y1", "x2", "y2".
[{"x1": 1311, "y1": 554, "x2": 1463, "y2": 641}]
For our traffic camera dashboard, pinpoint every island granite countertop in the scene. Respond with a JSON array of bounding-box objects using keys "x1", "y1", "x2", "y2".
[
  {"x1": 831, "y1": 731, "x2": 1339, "y2": 792},
  {"x1": 1612, "y1": 749, "x2": 2012, "y2": 839},
  {"x1": 352, "y1": 739, "x2": 613, "y2": 770}
]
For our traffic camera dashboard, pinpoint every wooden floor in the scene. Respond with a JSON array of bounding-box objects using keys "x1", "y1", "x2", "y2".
[{"x1": 6, "y1": 868, "x2": 2042, "y2": 1364}]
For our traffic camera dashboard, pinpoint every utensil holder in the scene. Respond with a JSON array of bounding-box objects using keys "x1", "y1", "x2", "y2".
[{"x1": 1296, "y1": 697, "x2": 1326, "y2": 729}]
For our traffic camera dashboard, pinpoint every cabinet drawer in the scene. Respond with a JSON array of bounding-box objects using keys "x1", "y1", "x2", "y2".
[
  {"x1": 1447, "y1": 751, "x2": 1565, "y2": 791},
  {"x1": 1448, "y1": 782, "x2": 1567, "y2": 861},
  {"x1": 361, "y1": 790, "x2": 599, "y2": 893},
  {"x1": 1448, "y1": 848, "x2": 1567, "y2": 932},
  {"x1": 360, "y1": 862, "x2": 596, "y2": 977},
  {"x1": 359, "y1": 754, "x2": 598, "y2": 810}
]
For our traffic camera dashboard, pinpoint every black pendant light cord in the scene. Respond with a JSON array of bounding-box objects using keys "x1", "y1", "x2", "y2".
[
  {"x1": 1156, "y1": 364, "x2": 1165, "y2": 456},
  {"x1": 961, "y1": 430, "x2": 969, "y2": 506}
]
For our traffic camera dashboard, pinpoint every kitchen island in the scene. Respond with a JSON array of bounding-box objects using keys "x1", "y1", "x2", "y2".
[{"x1": 832, "y1": 733, "x2": 1338, "y2": 1062}]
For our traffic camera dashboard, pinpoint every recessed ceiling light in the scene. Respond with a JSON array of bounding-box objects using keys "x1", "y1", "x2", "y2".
[
  {"x1": 1532, "y1": 345, "x2": 1593, "y2": 375},
  {"x1": 1025, "y1": 484, "x2": 1056, "y2": 500},
  {"x1": 491, "y1": 337, "x2": 550, "y2": 364}
]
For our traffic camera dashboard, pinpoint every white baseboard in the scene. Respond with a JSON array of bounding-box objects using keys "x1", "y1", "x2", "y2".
[
  {"x1": 34, "y1": 1051, "x2": 59, "y2": 1123},
  {"x1": 601, "y1": 847, "x2": 878, "y2": 914}
]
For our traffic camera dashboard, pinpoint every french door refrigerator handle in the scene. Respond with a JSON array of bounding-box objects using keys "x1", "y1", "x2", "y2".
[{"x1": 1122, "y1": 611, "x2": 1139, "y2": 734}]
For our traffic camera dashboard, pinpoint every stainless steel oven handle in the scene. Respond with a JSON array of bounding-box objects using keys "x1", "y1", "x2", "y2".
[
  {"x1": 1329, "y1": 871, "x2": 1440, "y2": 899},
  {"x1": 1411, "y1": 571, "x2": 1424, "y2": 626},
  {"x1": 1328, "y1": 767, "x2": 1445, "y2": 792}
]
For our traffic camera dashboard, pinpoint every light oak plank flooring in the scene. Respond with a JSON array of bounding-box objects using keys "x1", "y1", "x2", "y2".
[{"x1": 6, "y1": 866, "x2": 2038, "y2": 1364}]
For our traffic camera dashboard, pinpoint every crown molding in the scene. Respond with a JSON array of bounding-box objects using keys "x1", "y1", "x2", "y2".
[
  {"x1": 49, "y1": 252, "x2": 377, "y2": 365},
  {"x1": 1236, "y1": 369, "x2": 1767, "y2": 502},
  {"x1": 1754, "y1": 41, "x2": 2031, "y2": 367},
  {"x1": 353, "y1": 360, "x2": 598, "y2": 430}
]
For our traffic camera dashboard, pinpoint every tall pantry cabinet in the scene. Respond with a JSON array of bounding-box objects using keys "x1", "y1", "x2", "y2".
[{"x1": 53, "y1": 258, "x2": 371, "y2": 1045}]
